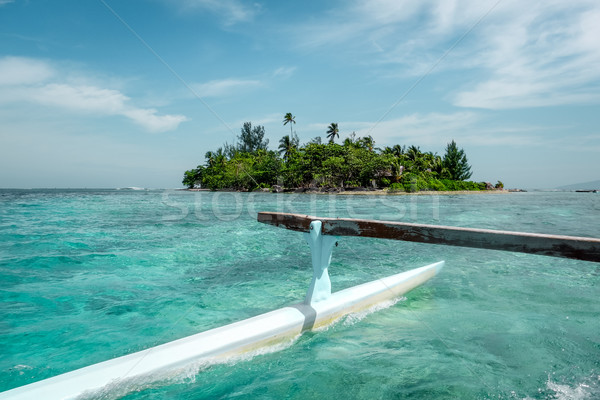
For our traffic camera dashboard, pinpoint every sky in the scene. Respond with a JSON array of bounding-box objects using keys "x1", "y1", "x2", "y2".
[{"x1": 1, "y1": 0, "x2": 599, "y2": 189}]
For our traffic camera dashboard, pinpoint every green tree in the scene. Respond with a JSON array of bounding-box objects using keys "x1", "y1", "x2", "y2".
[
  {"x1": 278, "y1": 133, "x2": 299, "y2": 161},
  {"x1": 326, "y1": 123, "x2": 339, "y2": 143},
  {"x1": 442, "y1": 140, "x2": 472, "y2": 180},
  {"x1": 343, "y1": 132, "x2": 357, "y2": 147},
  {"x1": 320, "y1": 156, "x2": 346, "y2": 186},
  {"x1": 223, "y1": 142, "x2": 238, "y2": 159},
  {"x1": 391, "y1": 144, "x2": 405, "y2": 157},
  {"x1": 185, "y1": 125, "x2": 489, "y2": 191},
  {"x1": 357, "y1": 135, "x2": 375, "y2": 152},
  {"x1": 227, "y1": 153, "x2": 255, "y2": 190},
  {"x1": 252, "y1": 150, "x2": 282, "y2": 187},
  {"x1": 205, "y1": 151, "x2": 216, "y2": 167},
  {"x1": 430, "y1": 154, "x2": 445, "y2": 176},
  {"x1": 214, "y1": 148, "x2": 227, "y2": 167},
  {"x1": 280, "y1": 147, "x2": 305, "y2": 188},
  {"x1": 406, "y1": 145, "x2": 421, "y2": 162},
  {"x1": 283, "y1": 113, "x2": 295, "y2": 136},
  {"x1": 382, "y1": 144, "x2": 404, "y2": 157},
  {"x1": 182, "y1": 166, "x2": 205, "y2": 188},
  {"x1": 238, "y1": 122, "x2": 269, "y2": 154}
]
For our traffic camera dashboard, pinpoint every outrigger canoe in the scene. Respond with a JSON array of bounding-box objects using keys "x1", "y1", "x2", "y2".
[
  {"x1": 8, "y1": 211, "x2": 596, "y2": 399},
  {"x1": 0, "y1": 218, "x2": 443, "y2": 400}
]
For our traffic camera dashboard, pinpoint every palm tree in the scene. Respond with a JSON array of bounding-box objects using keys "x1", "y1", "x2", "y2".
[
  {"x1": 278, "y1": 133, "x2": 299, "y2": 160},
  {"x1": 326, "y1": 123, "x2": 339, "y2": 143},
  {"x1": 419, "y1": 151, "x2": 435, "y2": 172},
  {"x1": 214, "y1": 147, "x2": 227, "y2": 168},
  {"x1": 406, "y1": 145, "x2": 421, "y2": 162},
  {"x1": 358, "y1": 135, "x2": 375, "y2": 152},
  {"x1": 283, "y1": 113, "x2": 295, "y2": 136},
  {"x1": 343, "y1": 132, "x2": 358, "y2": 148},
  {"x1": 392, "y1": 144, "x2": 405, "y2": 158},
  {"x1": 390, "y1": 159, "x2": 404, "y2": 182},
  {"x1": 205, "y1": 151, "x2": 216, "y2": 168},
  {"x1": 430, "y1": 154, "x2": 445, "y2": 176}
]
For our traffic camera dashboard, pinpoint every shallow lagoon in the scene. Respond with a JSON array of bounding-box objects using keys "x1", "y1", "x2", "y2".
[{"x1": 1, "y1": 189, "x2": 598, "y2": 399}]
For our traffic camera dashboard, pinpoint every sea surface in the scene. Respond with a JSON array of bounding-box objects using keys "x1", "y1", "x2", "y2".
[{"x1": 0, "y1": 189, "x2": 598, "y2": 399}]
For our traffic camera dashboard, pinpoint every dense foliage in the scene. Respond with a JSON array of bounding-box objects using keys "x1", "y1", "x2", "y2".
[
  {"x1": 183, "y1": 120, "x2": 488, "y2": 192},
  {"x1": 443, "y1": 140, "x2": 472, "y2": 181}
]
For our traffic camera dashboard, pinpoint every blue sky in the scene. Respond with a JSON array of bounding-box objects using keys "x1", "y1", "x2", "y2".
[{"x1": 1, "y1": 0, "x2": 599, "y2": 189}]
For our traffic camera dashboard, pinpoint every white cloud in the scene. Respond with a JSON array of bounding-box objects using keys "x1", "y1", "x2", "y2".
[
  {"x1": 27, "y1": 84, "x2": 129, "y2": 113},
  {"x1": 0, "y1": 56, "x2": 55, "y2": 85},
  {"x1": 272, "y1": 66, "x2": 296, "y2": 79},
  {"x1": 292, "y1": 0, "x2": 482, "y2": 56},
  {"x1": 193, "y1": 78, "x2": 261, "y2": 98},
  {"x1": 191, "y1": 66, "x2": 294, "y2": 99},
  {"x1": 122, "y1": 108, "x2": 187, "y2": 133},
  {"x1": 351, "y1": 112, "x2": 480, "y2": 147},
  {"x1": 171, "y1": 0, "x2": 259, "y2": 25},
  {"x1": 290, "y1": 0, "x2": 600, "y2": 109},
  {"x1": 240, "y1": 113, "x2": 281, "y2": 127},
  {"x1": 341, "y1": 112, "x2": 541, "y2": 148},
  {"x1": 453, "y1": 1, "x2": 600, "y2": 109},
  {"x1": 0, "y1": 56, "x2": 187, "y2": 133}
]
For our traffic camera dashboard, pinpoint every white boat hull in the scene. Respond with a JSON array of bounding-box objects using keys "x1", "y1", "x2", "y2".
[{"x1": 0, "y1": 261, "x2": 443, "y2": 400}]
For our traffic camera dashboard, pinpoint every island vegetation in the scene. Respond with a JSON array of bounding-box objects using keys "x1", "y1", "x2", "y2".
[{"x1": 183, "y1": 115, "x2": 503, "y2": 193}]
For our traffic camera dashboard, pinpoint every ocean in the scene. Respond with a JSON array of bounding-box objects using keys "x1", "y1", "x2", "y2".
[{"x1": 0, "y1": 189, "x2": 598, "y2": 399}]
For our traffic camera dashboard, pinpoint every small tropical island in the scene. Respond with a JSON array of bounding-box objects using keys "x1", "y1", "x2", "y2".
[{"x1": 183, "y1": 114, "x2": 504, "y2": 193}]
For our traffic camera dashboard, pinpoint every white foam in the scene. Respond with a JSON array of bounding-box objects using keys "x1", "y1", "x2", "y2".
[
  {"x1": 546, "y1": 380, "x2": 594, "y2": 400},
  {"x1": 343, "y1": 297, "x2": 406, "y2": 326},
  {"x1": 523, "y1": 375, "x2": 599, "y2": 400}
]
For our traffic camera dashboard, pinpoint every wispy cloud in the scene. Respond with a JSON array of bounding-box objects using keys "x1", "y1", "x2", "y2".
[
  {"x1": 192, "y1": 66, "x2": 294, "y2": 99},
  {"x1": 350, "y1": 112, "x2": 481, "y2": 147},
  {"x1": 168, "y1": 0, "x2": 260, "y2": 25},
  {"x1": 453, "y1": 2, "x2": 600, "y2": 109},
  {"x1": 0, "y1": 56, "x2": 55, "y2": 85},
  {"x1": 340, "y1": 112, "x2": 542, "y2": 148},
  {"x1": 291, "y1": 0, "x2": 485, "y2": 61},
  {"x1": 0, "y1": 0, "x2": 15, "y2": 6},
  {"x1": 193, "y1": 78, "x2": 262, "y2": 98},
  {"x1": 0, "y1": 56, "x2": 187, "y2": 132},
  {"x1": 240, "y1": 113, "x2": 281, "y2": 127},
  {"x1": 289, "y1": 0, "x2": 600, "y2": 110},
  {"x1": 272, "y1": 66, "x2": 296, "y2": 79}
]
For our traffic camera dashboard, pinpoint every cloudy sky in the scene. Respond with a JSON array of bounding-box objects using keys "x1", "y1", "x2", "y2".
[{"x1": 1, "y1": 0, "x2": 599, "y2": 189}]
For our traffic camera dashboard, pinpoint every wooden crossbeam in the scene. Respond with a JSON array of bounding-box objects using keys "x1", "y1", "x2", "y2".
[{"x1": 257, "y1": 212, "x2": 600, "y2": 263}]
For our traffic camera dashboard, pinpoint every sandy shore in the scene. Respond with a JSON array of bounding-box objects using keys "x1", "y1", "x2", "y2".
[
  {"x1": 183, "y1": 188, "x2": 512, "y2": 195},
  {"x1": 335, "y1": 189, "x2": 511, "y2": 196}
]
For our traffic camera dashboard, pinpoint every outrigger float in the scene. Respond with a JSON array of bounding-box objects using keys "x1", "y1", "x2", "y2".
[{"x1": 2, "y1": 212, "x2": 599, "y2": 400}]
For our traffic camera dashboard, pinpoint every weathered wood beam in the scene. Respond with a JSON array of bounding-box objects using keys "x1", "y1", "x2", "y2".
[{"x1": 257, "y1": 212, "x2": 600, "y2": 263}]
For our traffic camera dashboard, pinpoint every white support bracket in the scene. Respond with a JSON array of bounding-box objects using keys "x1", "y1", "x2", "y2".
[{"x1": 304, "y1": 220, "x2": 339, "y2": 305}]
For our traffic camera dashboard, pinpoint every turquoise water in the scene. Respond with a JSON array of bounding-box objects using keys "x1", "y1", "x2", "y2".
[{"x1": 1, "y1": 189, "x2": 599, "y2": 399}]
